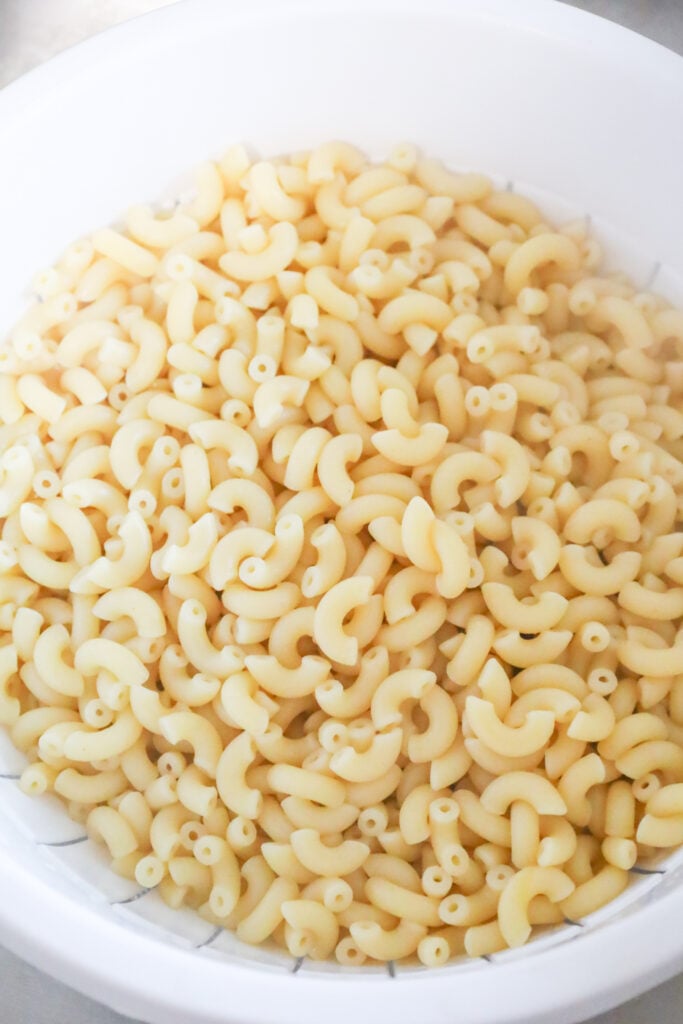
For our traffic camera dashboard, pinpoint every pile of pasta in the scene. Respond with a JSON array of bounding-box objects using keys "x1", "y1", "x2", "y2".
[{"x1": 1, "y1": 141, "x2": 683, "y2": 968}]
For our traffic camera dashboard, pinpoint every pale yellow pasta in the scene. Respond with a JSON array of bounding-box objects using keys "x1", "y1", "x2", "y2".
[
  {"x1": 290, "y1": 829, "x2": 369, "y2": 876},
  {"x1": 159, "y1": 711, "x2": 223, "y2": 778},
  {"x1": 465, "y1": 697, "x2": 555, "y2": 757},
  {"x1": 480, "y1": 773, "x2": 567, "y2": 816},
  {"x1": 31, "y1": 623, "x2": 83, "y2": 697},
  {"x1": 301, "y1": 523, "x2": 346, "y2": 598},
  {"x1": 472, "y1": 658, "x2": 510, "y2": 719},
  {"x1": 248, "y1": 655, "x2": 330, "y2": 702},
  {"x1": 439, "y1": 885, "x2": 499, "y2": 928},
  {"x1": 371, "y1": 669, "x2": 435, "y2": 729},
  {"x1": 560, "y1": 865, "x2": 628, "y2": 921},
  {"x1": 511, "y1": 516, "x2": 561, "y2": 581},
  {"x1": 619, "y1": 580, "x2": 683, "y2": 621},
  {"x1": 63, "y1": 710, "x2": 142, "y2": 762},
  {"x1": 497, "y1": 866, "x2": 575, "y2": 946},
  {"x1": 492, "y1": 629, "x2": 573, "y2": 668},
  {"x1": 349, "y1": 919, "x2": 426, "y2": 961},
  {"x1": 261, "y1": 841, "x2": 315, "y2": 884},
  {"x1": 0, "y1": 446, "x2": 34, "y2": 517},
  {"x1": 506, "y1": 688, "x2": 580, "y2": 727},
  {"x1": 236, "y1": 876, "x2": 299, "y2": 946},
  {"x1": 399, "y1": 496, "x2": 438, "y2": 571},
  {"x1": 218, "y1": 222, "x2": 298, "y2": 283},
  {"x1": 481, "y1": 581, "x2": 567, "y2": 632},
  {"x1": 313, "y1": 575, "x2": 374, "y2": 665},
  {"x1": 429, "y1": 797, "x2": 469, "y2": 878},
  {"x1": 537, "y1": 816, "x2": 578, "y2": 867},
  {"x1": 372, "y1": 420, "x2": 448, "y2": 467},
  {"x1": 91, "y1": 228, "x2": 159, "y2": 278},
  {"x1": 207, "y1": 527, "x2": 274, "y2": 589},
  {"x1": 11, "y1": 607, "x2": 43, "y2": 662},
  {"x1": 3, "y1": 142, "x2": 683, "y2": 967},
  {"x1": 330, "y1": 728, "x2": 403, "y2": 783},
  {"x1": 408, "y1": 685, "x2": 459, "y2": 762},
  {"x1": 69, "y1": 511, "x2": 152, "y2": 592},
  {"x1": 365, "y1": 876, "x2": 440, "y2": 927},
  {"x1": 215, "y1": 733, "x2": 262, "y2": 819},
  {"x1": 161, "y1": 512, "x2": 218, "y2": 575},
  {"x1": 177, "y1": 765, "x2": 218, "y2": 818},
  {"x1": 87, "y1": 805, "x2": 139, "y2": 859},
  {"x1": 637, "y1": 813, "x2": 683, "y2": 848},
  {"x1": 397, "y1": 784, "x2": 441, "y2": 845},
  {"x1": 208, "y1": 478, "x2": 275, "y2": 530},
  {"x1": 618, "y1": 627, "x2": 683, "y2": 677},
  {"x1": 267, "y1": 764, "x2": 346, "y2": 809},
  {"x1": 239, "y1": 514, "x2": 304, "y2": 588},
  {"x1": 558, "y1": 754, "x2": 607, "y2": 826},
  {"x1": 281, "y1": 899, "x2": 339, "y2": 960},
  {"x1": 92, "y1": 587, "x2": 166, "y2": 639},
  {"x1": 617, "y1": 741, "x2": 683, "y2": 780},
  {"x1": 177, "y1": 599, "x2": 243, "y2": 676},
  {"x1": 281, "y1": 797, "x2": 358, "y2": 835},
  {"x1": 219, "y1": 672, "x2": 269, "y2": 735},
  {"x1": 305, "y1": 141, "x2": 363, "y2": 185},
  {"x1": 189, "y1": 418, "x2": 259, "y2": 476}
]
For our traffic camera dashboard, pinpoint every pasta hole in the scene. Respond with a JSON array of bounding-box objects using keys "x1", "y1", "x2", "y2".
[{"x1": 291, "y1": 933, "x2": 311, "y2": 956}]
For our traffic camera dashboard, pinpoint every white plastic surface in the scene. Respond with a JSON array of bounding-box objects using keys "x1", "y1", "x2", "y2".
[{"x1": 1, "y1": 1, "x2": 683, "y2": 1023}]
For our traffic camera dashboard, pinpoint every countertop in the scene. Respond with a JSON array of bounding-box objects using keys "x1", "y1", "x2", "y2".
[{"x1": 1, "y1": 1, "x2": 683, "y2": 1022}]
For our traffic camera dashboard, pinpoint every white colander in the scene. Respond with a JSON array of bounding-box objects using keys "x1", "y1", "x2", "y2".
[{"x1": 0, "y1": 2, "x2": 682, "y2": 1022}]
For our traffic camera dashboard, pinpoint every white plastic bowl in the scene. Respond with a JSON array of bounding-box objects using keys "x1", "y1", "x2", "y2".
[{"x1": 1, "y1": 1, "x2": 683, "y2": 1022}]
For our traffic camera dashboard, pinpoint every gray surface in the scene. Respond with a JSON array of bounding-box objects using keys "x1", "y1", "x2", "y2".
[{"x1": 1, "y1": 1, "x2": 683, "y2": 1022}]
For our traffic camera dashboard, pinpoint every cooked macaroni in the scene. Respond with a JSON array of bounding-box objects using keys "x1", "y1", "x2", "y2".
[{"x1": 1, "y1": 142, "x2": 682, "y2": 966}]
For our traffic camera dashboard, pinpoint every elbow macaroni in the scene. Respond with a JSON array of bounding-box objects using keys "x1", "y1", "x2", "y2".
[{"x1": 3, "y1": 142, "x2": 683, "y2": 966}]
